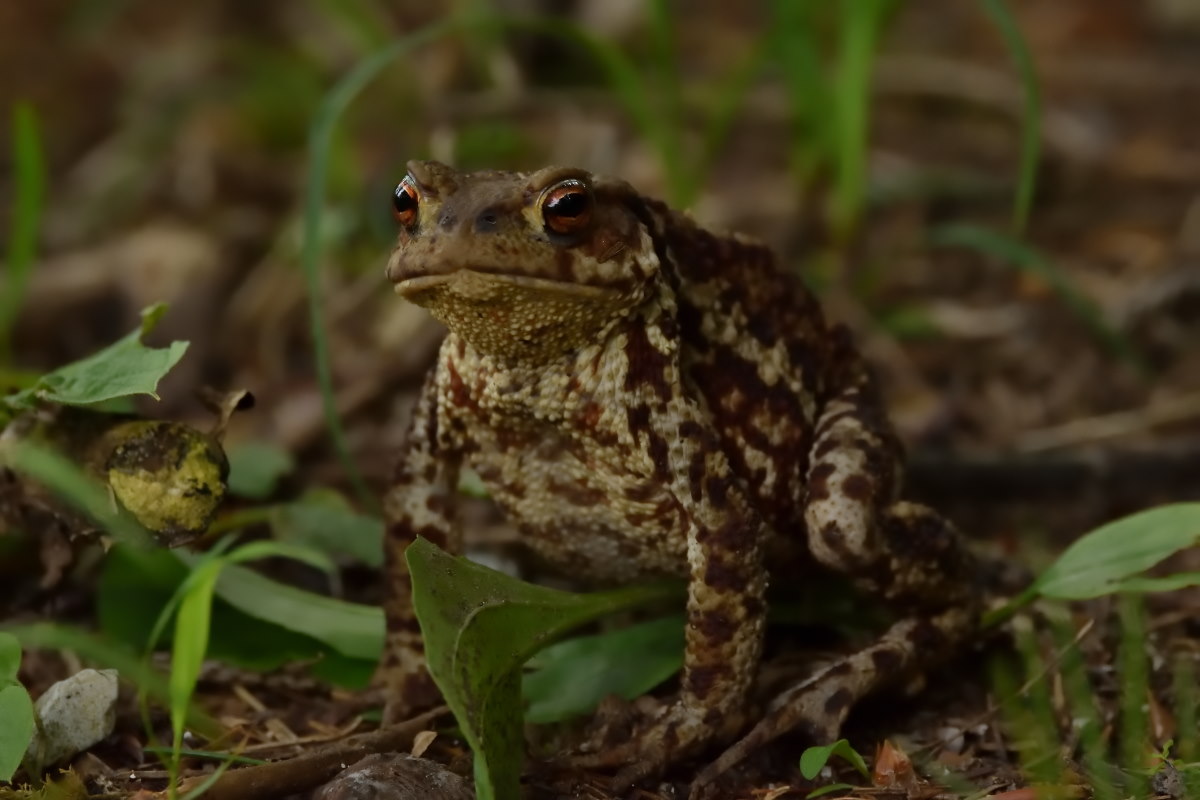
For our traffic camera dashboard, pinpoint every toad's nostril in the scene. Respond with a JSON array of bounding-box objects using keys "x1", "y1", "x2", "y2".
[
  {"x1": 439, "y1": 213, "x2": 456, "y2": 230},
  {"x1": 475, "y1": 209, "x2": 500, "y2": 232}
]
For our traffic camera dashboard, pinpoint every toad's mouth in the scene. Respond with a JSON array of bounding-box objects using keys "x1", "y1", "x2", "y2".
[{"x1": 392, "y1": 269, "x2": 623, "y2": 301}]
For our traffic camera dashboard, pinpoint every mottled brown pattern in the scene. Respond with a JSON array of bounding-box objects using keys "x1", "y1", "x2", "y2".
[{"x1": 379, "y1": 160, "x2": 979, "y2": 787}]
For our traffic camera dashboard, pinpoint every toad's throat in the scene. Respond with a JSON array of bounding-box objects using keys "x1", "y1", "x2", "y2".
[{"x1": 394, "y1": 269, "x2": 636, "y2": 361}]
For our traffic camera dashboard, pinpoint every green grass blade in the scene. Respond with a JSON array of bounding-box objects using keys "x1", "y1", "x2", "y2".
[
  {"x1": 1, "y1": 103, "x2": 46, "y2": 363},
  {"x1": 1118, "y1": 594, "x2": 1149, "y2": 797},
  {"x1": 1175, "y1": 653, "x2": 1197, "y2": 762},
  {"x1": 169, "y1": 561, "x2": 221, "y2": 758},
  {"x1": 931, "y1": 223, "x2": 1145, "y2": 373},
  {"x1": 771, "y1": 0, "x2": 829, "y2": 182},
  {"x1": 978, "y1": 0, "x2": 1041, "y2": 234},
  {"x1": 1053, "y1": 617, "x2": 1119, "y2": 799},
  {"x1": 691, "y1": 41, "x2": 770, "y2": 205},
  {"x1": 829, "y1": 0, "x2": 891, "y2": 240},
  {"x1": 645, "y1": 0, "x2": 685, "y2": 201},
  {"x1": 303, "y1": 20, "x2": 462, "y2": 513}
]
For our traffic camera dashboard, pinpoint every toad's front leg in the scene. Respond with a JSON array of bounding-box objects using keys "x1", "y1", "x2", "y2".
[
  {"x1": 379, "y1": 367, "x2": 462, "y2": 724},
  {"x1": 577, "y1": 404, "x2": 770, "y2": 788}
]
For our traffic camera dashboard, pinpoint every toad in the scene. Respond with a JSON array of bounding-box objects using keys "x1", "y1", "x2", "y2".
[{"x1": 379, "y1": 160, "x2": 979, "y2": 786}]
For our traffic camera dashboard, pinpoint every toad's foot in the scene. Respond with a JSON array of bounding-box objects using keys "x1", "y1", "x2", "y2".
[
  {"x1": 692, "y1": 607, "x2": 975, "y2": 790},
  {"x1": 568, "y1": 696, "x2": 748, "y2": 790}
]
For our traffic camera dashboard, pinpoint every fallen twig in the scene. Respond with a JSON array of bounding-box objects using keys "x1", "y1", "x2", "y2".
[{"x1": 174, "y1": 706, "x2": 449, "y2": 800}]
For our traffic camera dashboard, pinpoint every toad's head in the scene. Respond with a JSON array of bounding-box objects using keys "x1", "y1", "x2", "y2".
[{"x1": 385, "y1": 160, "x2": 661, "y2": 361}]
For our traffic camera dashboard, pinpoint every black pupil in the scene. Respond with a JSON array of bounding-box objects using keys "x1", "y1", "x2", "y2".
[
  {"x1": 547, "y1": 189, "x2": 587, "y2": 218},
  {"x1": 393, "y1": 182, "x2": 417, "y2": 215}
]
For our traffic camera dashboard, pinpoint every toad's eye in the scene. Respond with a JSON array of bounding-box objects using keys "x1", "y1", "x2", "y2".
[
  {"x1": 392, "y1": 177, "x2": 419, "y2": 228},
  {"x1": 540, "y1": 179, "x2": 593, "y2": 236}
]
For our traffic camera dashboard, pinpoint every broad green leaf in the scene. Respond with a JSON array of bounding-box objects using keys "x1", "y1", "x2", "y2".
[
  {"x1": 270, "y1": 492, "x2": 383, "y2": 567},
  {"x1": 226, "y1": 441, "x2": 295, "y2": 499},
  {"x1": 523, "y1": 616, "x2": 684, "y2": 724},
  {"x1": 407, "y1": 538, "x2": 683, "y2": 800},
  {"x1": 799, "y1": 738, "x2": 870, "y2": 781},
  {"x1": 0, "y1": 633, "x2": 19, "y2": 683},
  {"x1": 1031, "y1": 504, "x2": 1200, "y2": 600},
  {"x1": 0, "y1": 682, "x2": 34, "y2": 782},
  {"x1": 4, "y1": 304, "x2": 188, "y2": 410},
  {"x1": 98, "y1": 547, "x2": 374, "y2": 685},
  {"x1": 174, "y1": 552, "x2": 383, "y2": 661}
]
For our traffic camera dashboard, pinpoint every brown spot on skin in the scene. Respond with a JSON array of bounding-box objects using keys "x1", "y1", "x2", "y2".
[
  {"x1": 688, "y1": 453, "x2": 706, "y2": 502},
  {"x1": 425, "y1": 494, "x2": 448, "y2": 514},
  {"x1": 684, "y1": 664, "x2": 730, "y2": 700},
  {"x1": 627, "y1": 403, "x2": 651, "y2": 437},
  {"x1": 815, "y1": 409, "x2": 858, "y2": 435},
  {"x1": 823, "y1": 687, "x2": 854, "y2": 716},
  {"x1": 841, "y1": 473, "x2": 873, "y2": 502},
  {"x1": 811, "y1": 436, "x2": 838, "y2": 461},
  {"x1": 386, "y1": 613, "x2": 424, "y2": 634},
  {"x1": 819, "y1": 520, "x2": 855, "y2": 563},
  {"x1": 703, "y1": 553, "x2": 745, "y2": 592},
  {"x1": 693, "y1": 609, "x2": 738, "y2": 642},
  {"x1": 705, "y1": 474, "x2": 732, "y2": 509},
  {"x1": 549, "y1": 478, "x2": 606, "y2": 507},
  {"x1": 624, "y1": 482, "x2": 660, "y2": 503},
  {"x1": 580, "y1": 402, "x2": 602, "y2": 430},
  {"x1": 623, "y1": 322, "x2": 673, "y2": 403},
  {"x1": 870, "y1": 648, "x2": 904, "y2": 674},
  {"x1": 808, "y1": 463, "x2": 836, "y2": 501},
  {"x1": 678, "y1": 420, "x2": 705, "y2": 440},
  {"x1": 445, "y1": 361, "x2": 474, "y2": 411},
  {"x1": 647, "y1": 431, "x2": 671, "y2": 482}
]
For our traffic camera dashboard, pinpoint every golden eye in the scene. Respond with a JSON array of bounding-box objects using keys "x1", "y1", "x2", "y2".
[
  {"x1": 392, "y1": 176, "x2": 419, "y2": 228},
  {"x1": 540, "y1": 179, "x2": 593, "y2": 236}
]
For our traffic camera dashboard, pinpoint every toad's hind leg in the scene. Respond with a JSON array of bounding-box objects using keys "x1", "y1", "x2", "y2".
[{"x1": 699, "y1": 339, "x2": 979, "y2": 786}]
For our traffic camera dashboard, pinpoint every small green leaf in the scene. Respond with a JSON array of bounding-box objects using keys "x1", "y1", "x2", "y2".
[
  {"x1": 226, "y1": 441, "x2": 295, "y2": 499},
  {"x1": 1032, "y1": 504, "x2": 1200, "y2": 600},
  {"x1": 523, "y1": 616, "x2": 684, "y2": 724},
  {"x1": 799, "y1": 738, "x2": 870, "y2": 781},
  {"x1": 407, "y1": 538, "x2": 683, "y2": 800},
  {"x1": 3, "y1": 304, "x2": 188, "y2": 412},
  {"x1": 0, "y1": 682, "x2": 34, "y2": 782},
  {"x1": 270, "y1": 492, "x2": 383, "y2": 567},
  {"x1": 0, "y1": 632, "x2": 19, "y2": 683}
]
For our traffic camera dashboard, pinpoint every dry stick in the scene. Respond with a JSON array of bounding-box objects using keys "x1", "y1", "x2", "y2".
[{"x1": 175, "y1": 706, "x2": 449, "y2": 800}]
